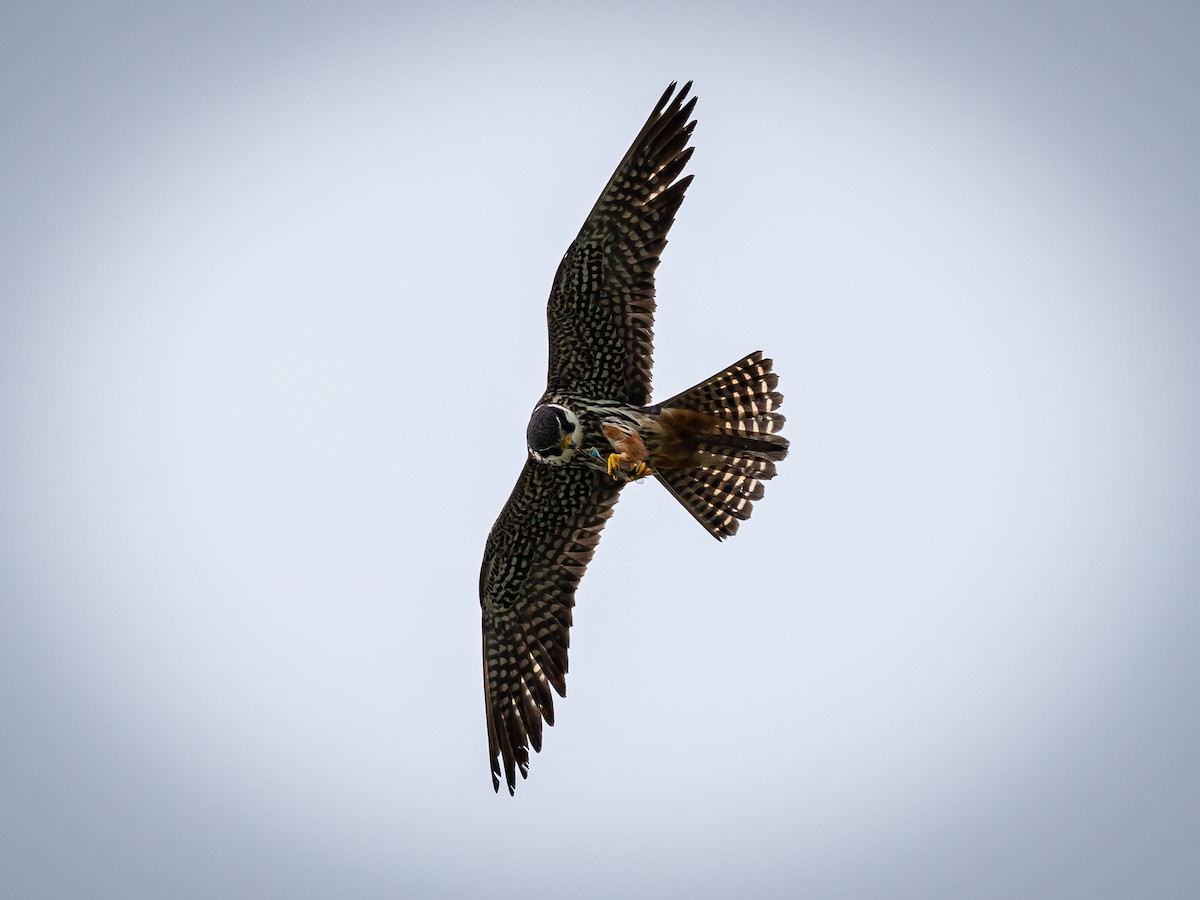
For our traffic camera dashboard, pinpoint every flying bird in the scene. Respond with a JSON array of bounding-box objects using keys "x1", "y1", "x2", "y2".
[{"x1": 480, "y1": 82, "x2": 789, "y2": 794}]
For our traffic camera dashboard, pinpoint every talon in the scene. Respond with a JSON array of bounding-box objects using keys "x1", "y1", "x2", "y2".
[
  {"x1": 632, "y1": 462, "x2": 651, "y2": 480},
  {"x1": 607, "y1": 453, "x2": 622, "y2": 478}
]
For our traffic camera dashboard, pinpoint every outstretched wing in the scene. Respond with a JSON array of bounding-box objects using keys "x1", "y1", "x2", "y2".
[
  {"x1": 480, "y1": 460, "x2": 623, "y2": 794},
  {"x1": 545, "y1": 81, "x2": 698, "y2": 406}
]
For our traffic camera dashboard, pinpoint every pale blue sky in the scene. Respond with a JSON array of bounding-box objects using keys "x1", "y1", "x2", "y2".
[{"x1": 2, "y1": 2, "x2": 1198, "y2": 897}]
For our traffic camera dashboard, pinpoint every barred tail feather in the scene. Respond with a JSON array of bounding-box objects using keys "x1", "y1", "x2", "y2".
[{"x1": 655, "y1": 351, "x2": 789, "y2": 540}]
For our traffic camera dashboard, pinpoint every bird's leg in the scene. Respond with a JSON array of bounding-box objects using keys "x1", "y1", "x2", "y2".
[{"x1": 600, "y1": 422, "x2": 652, "y2": 482}]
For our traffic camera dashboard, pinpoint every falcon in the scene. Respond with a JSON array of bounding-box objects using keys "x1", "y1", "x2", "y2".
[{"x1": 480, "y1": 82, "x2": 789, "y2": 794}]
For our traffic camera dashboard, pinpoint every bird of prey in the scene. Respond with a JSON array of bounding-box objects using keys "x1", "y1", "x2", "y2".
[{"x1": 479, "y1": 82, "x2": 789, "y2": 794}]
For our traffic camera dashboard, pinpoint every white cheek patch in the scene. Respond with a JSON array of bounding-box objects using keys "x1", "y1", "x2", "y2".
[{"x1": 552, "y1": 415, "x2": 584, "y2": 465}]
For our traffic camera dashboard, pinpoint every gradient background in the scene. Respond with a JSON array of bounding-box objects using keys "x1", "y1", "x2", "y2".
[{"x1": 3, "y1": 2, "x2": 1198, "y2": 897}]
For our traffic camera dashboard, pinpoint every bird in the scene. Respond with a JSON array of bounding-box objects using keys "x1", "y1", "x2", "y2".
[{"x1": 479, "y1": 82, "x2": 789, "y2": 794}]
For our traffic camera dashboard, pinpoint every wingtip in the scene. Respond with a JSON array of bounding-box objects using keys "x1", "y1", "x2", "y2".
[
  {"x1": 490, "y1": 765, "x2": 517, "y2": 796},
  {"x1": 655, "y1": 82, "x2": 676, "y2": 111},
  {"x1": 657, "y1": 80, "x2": 696, "y2": 113}
]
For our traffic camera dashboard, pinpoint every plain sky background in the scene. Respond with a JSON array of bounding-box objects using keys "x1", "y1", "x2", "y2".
[{"x1": 2, "y1": 1, "x2": 1198, "y2": 897}]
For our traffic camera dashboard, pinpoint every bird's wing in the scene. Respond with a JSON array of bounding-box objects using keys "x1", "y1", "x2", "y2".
[
  {"x1": 480, "y1": 459, "x2": 623, "y2": 794},
  {"x1": 545, "y1": 81, "x2": 697, "y2": 406}
]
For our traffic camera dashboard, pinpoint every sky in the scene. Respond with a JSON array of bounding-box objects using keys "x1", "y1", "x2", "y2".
[{"x1": 2, "y1": 1, "x2": 1198, "y2": 897}]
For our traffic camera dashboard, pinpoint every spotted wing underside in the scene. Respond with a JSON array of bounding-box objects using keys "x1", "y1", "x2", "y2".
[
  {"x1": 545, "y1": 82, "x2": 697, "y2": 406},
  {"x1": 480, "y1": 459, "x2": 623, "y2": 794}
]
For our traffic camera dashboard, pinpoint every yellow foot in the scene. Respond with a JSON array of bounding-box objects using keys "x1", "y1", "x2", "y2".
[
  {"x1": 607, "y1": 453, "x2": 622, "y2": 478},
  {"x1": 630, "y1": 462, "x2": 652, "y2": 480}
]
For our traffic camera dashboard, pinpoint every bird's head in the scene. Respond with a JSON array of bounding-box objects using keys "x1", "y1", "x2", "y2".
[{"x1": 527, "y1": 403, "x2": 581, "y2": 465}]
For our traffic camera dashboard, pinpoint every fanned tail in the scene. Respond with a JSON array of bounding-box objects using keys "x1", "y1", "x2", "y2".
[{"x1": 654, "y1": 351, "x2": 789, "y2": 540}]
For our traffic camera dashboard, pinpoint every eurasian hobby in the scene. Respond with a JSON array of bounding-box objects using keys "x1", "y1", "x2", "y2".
[{"x1": 479, "y1": 82, "x2": 789, "y2": 794}]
